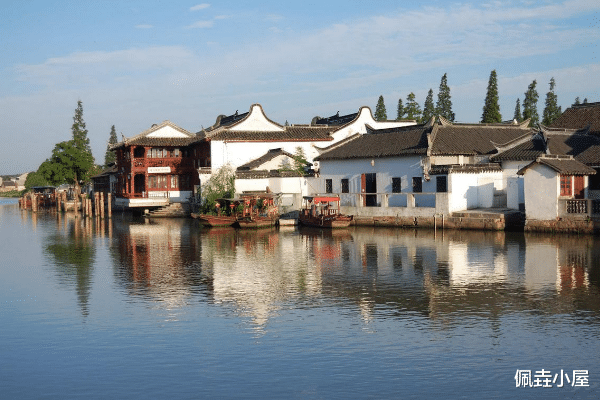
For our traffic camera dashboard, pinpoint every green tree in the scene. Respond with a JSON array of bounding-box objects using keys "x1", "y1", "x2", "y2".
[
  {"x1": 436, "y1": 73, "x2": 455, "y2": 121},
  {"x1": 522, "y1": 80, "x2": 539, "y2": 126},
  {"x1": 513, "y1": 98, "x2": 522, "y2": 122},
  {"x1": 542, "y1": 77, "x2": 562, "y2": 125},
  {"x1": 404, "y1": 93, "x2": 422, "y2": 121},
  {"x1": 292, "y1": 146, "x2": 308, "y2": 176},
  {"x1": 24, "y1": 168, "x2": 50, "y2": 190},
  {"x1": 396, "y1": 98, "x2": 405, "y2": 120},
  {"x1": 200, "y1": 165, "x2": 235, "y2": 214},
  {"x1": 374, "y1": 95, "x2": 387, "y2": 121},
  {"x1": 421, "y1": 89, "x2": 435, "y2": 124},
  {"x1": 583, "y1": 98, "x2": 588, "y2": 104},
  {"x1": 481, "y1": 70, "x2": 502, "y2": 123},
  {"x1": 104, "y1": 125, "x2": 118, "y2": 167},
  {"x1": 574, "y1": 97, "x2": 581, "y2": 106}
]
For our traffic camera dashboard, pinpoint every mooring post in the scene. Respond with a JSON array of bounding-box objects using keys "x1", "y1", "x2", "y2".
[{"x1": 107, "y1": 193, "x2": 112, "y2": 218}]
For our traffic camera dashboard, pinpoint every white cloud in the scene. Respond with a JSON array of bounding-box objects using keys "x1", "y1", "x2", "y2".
[
  {"x1": 190, "y1": 4, "x2": 210, "y2": 11},
  {"x1": 186, "y1": 20, "x2": 214, "y2": 29}
]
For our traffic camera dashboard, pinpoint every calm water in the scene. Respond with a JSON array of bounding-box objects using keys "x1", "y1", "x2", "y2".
[{"x1": 1, "y1": 198, "x2": 599, "y2": 399}]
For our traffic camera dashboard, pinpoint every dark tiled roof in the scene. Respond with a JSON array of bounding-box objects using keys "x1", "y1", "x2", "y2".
[
  {"x1": 214, "y1": 111, "x2": 250, "y2": 128},
  {"x1": 430, "y1": 124, "x2": 532, "y2": 156},
  {"x1": 491, "y1": 136, "x2": 546, "y2": 161},
  {"x1": 429, "y1": 163, "x2": 503, "y2": 175},
  {"x1": 313, "y1": 111, "x2": 358, "y2": 126},
  {"x1": 315, "y1": 125, "x2": 428, "y2": 161},
  {"x1": 207, "y1": 126, "x2": 335, "y2": 142},
  {"x1": 518, "y1": 156, "x2": 596, "y2": 175},
  {"x1": 236, "y1": 170, "x2": 314, "y2": 179},
  {"x1": 549, "y1": 102, "x2": 600, "y2": 134},
  {"x1": 116, "y1": 136, "x2": 202, "y2": 148},
  {"x1": 237, "y1": 148, "x2": 311, "y2": 171},
  {"x1": 546, "y1": 132, "x2": 600, "y2": 158},
  {"x1": 112, "y1": 121, "x2": 201, "y2": 149},
  {"x1": 91, "y1": 164, "x2": 118, "y2": 179}
]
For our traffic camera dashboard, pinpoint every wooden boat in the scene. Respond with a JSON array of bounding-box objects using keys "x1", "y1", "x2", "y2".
[
  {"x1": 192, "y1": 214, "x2": 237, "y2": 227},
  {"x1": 234, "y1": 192, "x2": 279, "y2": 229},
  {"x1": 192, "y1": 198, "x2": 241, "y2": 227},
  {"x1": 298, "y1": 196, "x2": 353, "y2": 228}
]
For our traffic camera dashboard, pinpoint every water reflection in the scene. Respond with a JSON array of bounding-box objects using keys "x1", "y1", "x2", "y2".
[
  {"x1": 37, "y1": 207, "x2": 600, "y2": 330},
  {"x1": 44, "y1": 213, "x2": 97, "y2": 317},
  {"x1": 111, "y1": 217, "x2": 205, "y2": 308}
]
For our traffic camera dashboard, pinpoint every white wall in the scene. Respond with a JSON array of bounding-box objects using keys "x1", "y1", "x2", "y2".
[
  {"x1": 448, "y1": 171, "x2": 504, "y2": 212},
  {"x1": 501, "y1": 161, "x2": 526, "y2": 210},
  {"x1": 211, "y1": 141, "x2": 321, "y2": 171},
  {"x1": 523, "y1": 164, "x2": 558, "y2": 220},
  {"x1": 147, "y1": 125, "x2": 191, "y2": 138},
  {"x1": 319, "y1": 156, "x2": 424, "y2": 196},
  {"x1": 330, "y1": 107, "x2": 417, "y2": 142}
]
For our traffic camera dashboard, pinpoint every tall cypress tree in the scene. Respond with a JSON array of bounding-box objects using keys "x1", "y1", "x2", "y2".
[
  {"x1": 104, "y1": 125, "x2": 118, "y2": 167},
  {"x1": 70, "y1": 100, "x2": 95, "y2": 188},
  {"x1": 522, "y1": 80, "x2": 539, "y2": 126},
  {"x1": 436, "y1": 73, "x2": 455, "y2": 121},
  {"x1": 375, "y1": 95, "x2": 387, "y2": 121},
  {"x1": 72, "y1": 100, "x2": 92, "y2": 155},
  {"x1": 513, "y1": 98, "x2": 522, "y2": 122},
  {"x1": 574, "y1": 97, "x2": 581, "y2": 106},
  {"x1": 421, "y1": 89, "x2": 435, "y2": 124},
  {"x1": 542, "y1": 77, "x2": 561, "y2": 125},
  {"x1": 404, "y1": 92, "x2": 422, "y2": 121},
  {"x1": 481, "y1": 70, "x2": 502, "y2": 123},
  {"x1": 396, "y1": 98, "x2": 405, "y2": 120}
]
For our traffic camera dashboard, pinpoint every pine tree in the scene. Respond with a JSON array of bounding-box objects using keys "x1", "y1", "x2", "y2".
[
  {"x1": 72, "y1": 100, "x2": 92, "y2": 155},
  {"x1": 542, "y1": 77, "x2": 562, "y2": 125},
  {"x1": 513, "y1": 98, "x2": 522, "y2": 122},
  {"x1": 584, "y1": 98, "x2": 588, "y2": 104},
  {"x1": 396, "y1": 98, "x2": 405, "y2": 120},
  {"x1": 404, "y1": 93, "x2": 422, "y2": 121},
  {"x1": 436, "y1": 73, "x2": 455, "y2": 121},
  {"x1": 104, "y1": 125, "x2": 118, "y2": 167},
  {"x1": 421, "y1": 89, "x2": 435, "y2": 124},
  {"x1": 522, "y1": 80, "x2": 539, "y2": 126},
  {"x1": 574, "y1": 97, "x2": 581, "y2": 105},
  {"x1": 481, "y1": 70, "x2": 502, "y2": 123},
  {"x1": 374, "y1": 95, "x2": 387, "y2": 121}
]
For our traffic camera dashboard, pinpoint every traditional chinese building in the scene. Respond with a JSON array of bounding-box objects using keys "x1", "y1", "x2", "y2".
[{"x1": 112, "y1": 121, "x2": 208, "y2": 210}]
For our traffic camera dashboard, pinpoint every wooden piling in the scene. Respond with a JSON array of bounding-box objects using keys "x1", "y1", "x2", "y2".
[
  {"x1": 100, "y1": 192, "x2": 105, "y2": 219},
  {"x1": 107, "y1": 193, "x2": 112, "y2": 218}
]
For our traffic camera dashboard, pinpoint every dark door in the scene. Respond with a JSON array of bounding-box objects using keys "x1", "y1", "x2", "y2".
[
  {"x1": 574, "y1": 175, "x2": 585, "y2": 199},
  {"x1": 364, "y1": 173, "x2": 376, "y2": 207}
]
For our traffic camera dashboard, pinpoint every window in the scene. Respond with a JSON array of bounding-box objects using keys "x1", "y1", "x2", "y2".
[
  {"x1": 412, "y1": 177, "x2": 422, "y2": 193},
  {"x1": 436, "y1": 176, "x2": 447, "y2": 193},
  {"x1": 148, "y1": 176, "x2": 157, "y2": 189},
  {"x1": 325, "y1": 179, "x2": 333, "y2": 193},
  {"x1": 171, "y1": 175, "x2": 179, "y2": 189},
  {"x1": 392, "y1": 177, "x2": 402, "y2": 193},
  {"x1": 341, "y1": 179, "x2": 349, "y2": 193},
  {"x1": 560, "y1": 175, "x2": 572, "y2": 196}
]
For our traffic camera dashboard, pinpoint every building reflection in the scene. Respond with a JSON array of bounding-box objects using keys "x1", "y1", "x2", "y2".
[
  {"x1": 112, "y1": 217, "x2": 205, "y2": 308},
  {"x1": 197, "y1": 226, "x2": 600, "y2": 330}
]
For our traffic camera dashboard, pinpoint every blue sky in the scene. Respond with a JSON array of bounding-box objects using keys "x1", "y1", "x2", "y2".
[{"x1": 1, "y1": 0, "x2": 599, "y2": 174}]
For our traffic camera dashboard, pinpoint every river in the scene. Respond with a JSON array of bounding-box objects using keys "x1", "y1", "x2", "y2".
[{"x1": 1, "y1": 199, "x2": 599, "y2": 399}]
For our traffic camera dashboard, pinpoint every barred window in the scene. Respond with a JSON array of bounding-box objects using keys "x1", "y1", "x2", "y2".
[
  {"x1": 436, "y1": 176, "x2": 447, "y2": 193},
  {"x1": 341, "y1": 179, "x2": 349, "y2": 193},
  {"x1": 325, "y1": 179, "x2": 333, "y2": 193},
  {"x1": 392, "y1": 177, "x2": 401, "y2": 193},
  {"x1": 412, "y1": 177, "x2": 422, "y2": 193}
]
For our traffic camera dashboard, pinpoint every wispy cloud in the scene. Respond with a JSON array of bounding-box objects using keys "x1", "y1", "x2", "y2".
[
  {"x1": 190, "y1": 4, "x2": 210, "y2": 12},
  {"x1": 186, "y1": 20, "x2": 214, "y2": 29},
  {"x1": 135, "y1": 24, "x2": 153, "y2": 29}
]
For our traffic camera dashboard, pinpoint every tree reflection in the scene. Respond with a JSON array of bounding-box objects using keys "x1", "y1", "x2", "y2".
[{"x1": 44, "y1": 215, "x2": 96, "y2": 317}]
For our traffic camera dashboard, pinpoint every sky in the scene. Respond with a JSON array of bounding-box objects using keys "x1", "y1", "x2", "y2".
[{"x1": 1, "y1": 0, "x2": 599, "y2": 175}]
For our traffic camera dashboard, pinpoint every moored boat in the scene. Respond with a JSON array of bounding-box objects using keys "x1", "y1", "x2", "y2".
[
  {"x1": 234, "y1": 192, "x2": 279, "y2": 229},
  {"x1": 298, "y1": 196, "x2": 353, "y2": 228},
  {"x1": 192, "y1": 213, "x2": 237, "y2": 227}
]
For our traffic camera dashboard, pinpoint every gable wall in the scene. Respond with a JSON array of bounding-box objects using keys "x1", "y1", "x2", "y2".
[
  {"x1": 523, "y1": 164, "x2": 559, "y2": 220},
  {"x1": 229, "y1": 105, "x2": 283, "y2": 132},
  {"x1": 211, "y1": 141, "x2": 321, "y2": 171},
  {"x1": 330, "y1": 108, "x2": 417, "y2": 142},
  {"x1": 146, "y1": 125, "x2": 191, "y2": 138}
]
